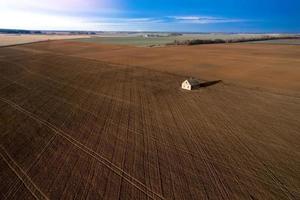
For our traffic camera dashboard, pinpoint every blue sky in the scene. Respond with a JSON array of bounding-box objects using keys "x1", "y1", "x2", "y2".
[{"x1": 0, "y1": 0, "x2": 299, "y2": 32}]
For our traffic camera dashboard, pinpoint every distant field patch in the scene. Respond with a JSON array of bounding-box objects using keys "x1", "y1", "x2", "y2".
[
  {"x1": 0, "y1": 34, "x2": 90, "y2": 47},
  {"x1": 73, "y1": 34, "x2": 293, "y2": 47},
  {"x1": 248, "y1": 39, "x2": 300, "y2": 45},
  {"x1": 72, "y1": 36, "x2": 178, "y2": 46}
]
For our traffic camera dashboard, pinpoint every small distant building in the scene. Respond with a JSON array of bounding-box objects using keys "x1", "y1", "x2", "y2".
[{"x1": 181, "y1": 78, "x2": 201, "y2": 90}]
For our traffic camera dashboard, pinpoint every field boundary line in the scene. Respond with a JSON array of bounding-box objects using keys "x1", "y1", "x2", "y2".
[
  {"x1": 0, "y1": 146, "x2": 49, "y2": 200},
  {"x1": 0, "y1": 97, "x2": 165, "y2": 200}
]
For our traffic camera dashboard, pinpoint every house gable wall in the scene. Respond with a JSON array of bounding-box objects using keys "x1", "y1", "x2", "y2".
[{"x1": 182, "y1": 81, "x2": 192, "y2": 90}]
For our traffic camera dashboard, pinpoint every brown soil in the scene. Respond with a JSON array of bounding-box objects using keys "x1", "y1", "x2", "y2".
[{"x1": 0, "y1": 41, "x2": 299, "y2": 199}]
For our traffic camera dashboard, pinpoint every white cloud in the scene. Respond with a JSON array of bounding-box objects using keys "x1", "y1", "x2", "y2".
[
  {"x1": 0, "y1": 10, "x2": 89, "y2": 30},
  {"x1": 0, "y1": 0, "x2": 114, "y2": 13},
  {"x1": 84, "y1": 17, "x2": 165, "y2": 31},
  {"x1": 0, "y1": 8, "x2": 164, "y2": 31},
  {"x1": 171, "y1": 16, "x2": 244, "y2": 24},
  {"x1": 0, "y1": 0, "x2": 126, "y2": 30},
  {"x1": 0, "y1": 0, "x2": 245, "y2": 31}
]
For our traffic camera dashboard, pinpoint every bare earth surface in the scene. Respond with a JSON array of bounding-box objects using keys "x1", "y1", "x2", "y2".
[{"x1": 0, "y1": 40, "x2": 299, "y2": 199}]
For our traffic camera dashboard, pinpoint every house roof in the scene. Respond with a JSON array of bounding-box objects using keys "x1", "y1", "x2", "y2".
[{"x1": 186, "y1": 79, "x2": 201, "y2": 86}]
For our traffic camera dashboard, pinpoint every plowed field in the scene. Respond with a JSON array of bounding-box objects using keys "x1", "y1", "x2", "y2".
[{"x1": 0, "y1": 41, "x2": 299, "y2": 199}]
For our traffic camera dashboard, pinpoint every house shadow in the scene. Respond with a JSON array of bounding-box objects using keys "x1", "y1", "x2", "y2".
[
  {"x1": 199, "y1": 80, "x2": 222, "y2": 87},
  {"x1": 193, "y1": 80, "x2": 222, "y2": 89}
]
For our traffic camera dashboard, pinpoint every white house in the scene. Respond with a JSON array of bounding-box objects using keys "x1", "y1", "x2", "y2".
[{"x1": 181, "y1": 79, "x2": 201, "y2": 90}]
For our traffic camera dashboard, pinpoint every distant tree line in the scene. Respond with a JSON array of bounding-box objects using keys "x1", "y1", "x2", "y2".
[
  {"x1": 0, "y1": 29, "x2": 35, "y2": 34},
  {"x1": 170, "y1": 35, "x2": 300, "y2": 46},
  {"x1": 169, "y1": 33, "x2": 183, "y2": 36},
  {"x1": 0, "y1": 29, "x2": 97, "y2": 35},
  {"x1": 69, "y1": 31, "x2": 96, "y2": 35}
]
